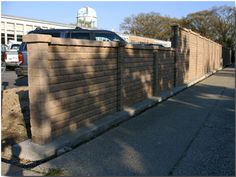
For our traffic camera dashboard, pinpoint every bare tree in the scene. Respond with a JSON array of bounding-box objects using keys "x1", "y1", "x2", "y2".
[
  {"x1": 120, "y1": 12, "x2": 179, "y2": 41},
  {"x1": 182, "y1": 6, "x2": 235, "y2": 48},
  {"x1": 120, "y1": 6, "x2": 235, "y2": 48}
]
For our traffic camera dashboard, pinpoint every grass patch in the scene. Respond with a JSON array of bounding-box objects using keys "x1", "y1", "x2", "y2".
[{"x1": 46, "y1": 168, "x2": 64, "y2": 176}]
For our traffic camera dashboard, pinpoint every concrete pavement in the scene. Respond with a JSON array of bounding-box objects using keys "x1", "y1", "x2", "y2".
[
  {"x1": 1, "y1": 162, "x2": 43, "y2": 176},
  {"x1": 171, "y1": 66, "x2": 235, "y2": 175},
  {"x1": 2, "y1": 64, "x2": 235, "y2": 176},
  {"x1": 1, "y1": 70, "x2": 28, "y2": 90}
]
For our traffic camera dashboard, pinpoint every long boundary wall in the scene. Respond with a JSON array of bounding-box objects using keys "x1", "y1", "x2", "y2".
[
  {"x1": 172, "y1": 26, "x2": 222, "y2": 87},
  {"x1": 24, "y1": 26, "x2": 224, "y2": 144}
]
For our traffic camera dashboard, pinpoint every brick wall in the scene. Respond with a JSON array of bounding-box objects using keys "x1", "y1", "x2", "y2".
[
  {"x1": 25, "y1": 36, "x2": 119, "y2": 144},
  {"x1": 122, "y1": 45, "x2": 154, "y2": 106},
  {"x1": 154, "y1": 49, "x2": 175, "y2": 95},
  {"x1": 24, "y1": 26, "x2": 225, "y2": 144},
  {"x1": 174, "y1": 26, "x2": 222, "y2": 86}
]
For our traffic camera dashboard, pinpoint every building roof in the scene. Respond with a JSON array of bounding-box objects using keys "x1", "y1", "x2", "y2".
[{"x1": 1, "y1": 14, "x2": 76, "y2": 28}]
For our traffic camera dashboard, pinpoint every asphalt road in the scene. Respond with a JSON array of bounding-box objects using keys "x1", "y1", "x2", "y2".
[{"x1": 1, "y1": 68, "x2": 28, "y2": 90}]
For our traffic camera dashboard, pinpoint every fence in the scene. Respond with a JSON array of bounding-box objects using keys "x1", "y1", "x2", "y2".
[{"x1": 24, "y1": 26, "x2": 224, "y2": 144}]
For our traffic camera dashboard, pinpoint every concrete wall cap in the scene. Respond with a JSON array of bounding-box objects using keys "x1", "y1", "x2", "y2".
[
  {"x1": 125, "y1": 44, "x2": 175, "y2": 51},
  {"x1": 179, "y1": 27, "x2": 221, "y2": 47},
  {"x1": 23, "y1": 34, "x2": 52, "y2": 43}
]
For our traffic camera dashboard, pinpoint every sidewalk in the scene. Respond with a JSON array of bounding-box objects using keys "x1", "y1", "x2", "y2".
[
  {"x1": 1, "y1": 162, "x2": 43, "y2": 176},
  {"x1": 3, "y1": 65, "x2": 235, "y2": 176}
]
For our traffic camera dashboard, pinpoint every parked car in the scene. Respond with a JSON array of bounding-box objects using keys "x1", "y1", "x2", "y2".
[
  {"x1": 2, "y1": 43, "x2": 22, "y2": 68},
  {"x1": 16, "y1": 27, "x2": 126, "y2": 77}
]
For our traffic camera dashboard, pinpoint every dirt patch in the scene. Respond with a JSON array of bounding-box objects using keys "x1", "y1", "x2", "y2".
[{"x1": 1, "y1": 86, "x2": 30, "y2": 161}]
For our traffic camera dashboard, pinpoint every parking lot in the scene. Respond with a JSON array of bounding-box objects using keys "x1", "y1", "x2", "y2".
[{"x1": 1, "y1": 68, "x2": 28, "y2": 90}]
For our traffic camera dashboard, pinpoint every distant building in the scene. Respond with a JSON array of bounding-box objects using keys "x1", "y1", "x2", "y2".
[
  {"x1": 118, "y1": 33, "x2": 171, "y2": 48},
  {"x1": 77, "y1": 7, "x2": 97, "y2": 28},
  {"x1": 1, "y1": 14, "x2": 75, "y2": 45}
]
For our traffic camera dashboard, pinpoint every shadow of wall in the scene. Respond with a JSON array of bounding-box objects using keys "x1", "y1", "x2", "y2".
[{"x1": 16, "y1": 90, "x2": 31, "y2": 139}]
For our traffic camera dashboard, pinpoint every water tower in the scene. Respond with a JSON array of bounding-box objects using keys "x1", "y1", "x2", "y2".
[{"x1": 77, "y1": 7, "x2": 97, "y2": 28}]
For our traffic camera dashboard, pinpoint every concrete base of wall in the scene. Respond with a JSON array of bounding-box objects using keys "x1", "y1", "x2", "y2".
[{"x1": 12, "y1": 67, "x2": 222, "y2": 165}]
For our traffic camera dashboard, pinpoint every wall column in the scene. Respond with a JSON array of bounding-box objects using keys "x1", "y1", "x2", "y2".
[
  {"x1": 23, "y1": 34, "x2": 52, "y2": 144},
  {"x1": 152, "y1": 51, "x2": 158, "y2": 96},
  {"x1": 171, "y1": 25, "x2": 179, "y2": 49},
  {"x1": 171, "y1": 25, "x2": 180, "y2": 87},
  {"x1": 117, "y1": 42, "x2": 125, "y2": 111}
]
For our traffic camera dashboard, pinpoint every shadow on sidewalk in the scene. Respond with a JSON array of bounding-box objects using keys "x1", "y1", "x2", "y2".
[{"x1": 2, "y1": 138, "x2": 22, "y2": 176}]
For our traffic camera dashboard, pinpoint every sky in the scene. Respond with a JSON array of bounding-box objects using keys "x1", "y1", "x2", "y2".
[{"x1": 1, "y1": 1, "x2": 235, "y2": 32}]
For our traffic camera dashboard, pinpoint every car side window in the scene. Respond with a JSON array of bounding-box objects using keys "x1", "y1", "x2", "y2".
[
  {"x1": 68, "y1": 32, "x2": 90, "y2": 40},
  {"x1": 49, "y1": 33, "x2": 61, "y2": 37},
  {"x1": 95, "y1": 33, "x2": 122, "y2": 42},
  {"x1": 95, "y1": 36, "x2": 111, "y2": 42},
  {"x1": 33, "y1": 31, "x2": 61, "y2": 38}
]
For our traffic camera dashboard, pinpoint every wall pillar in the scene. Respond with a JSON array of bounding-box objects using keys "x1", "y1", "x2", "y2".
[
  {"x1": 23, "y1": 34, "x2": 52, "y2": 144},
  {"x1": 171, "y1": 25, "x2": 180, "y2": 87},
  {"x1": 152, "y1": 51, "x2": 158, "y2": 96},
  {"x1": 171, "y1": 25, "x2": 180, "y2": 49},
  {"x1": 117, "y1": 42, "x2": 125, "y2": 111}
]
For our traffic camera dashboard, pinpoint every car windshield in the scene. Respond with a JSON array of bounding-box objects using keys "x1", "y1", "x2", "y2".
[{"x1": 11, "y1": 44, "x2": 21, "y2": 50}]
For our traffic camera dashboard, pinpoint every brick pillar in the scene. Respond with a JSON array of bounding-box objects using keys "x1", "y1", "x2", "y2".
[
  {"x1": 117, "y1": 42, "x2": 125, "y2": 111},
  {"x1": 171, "y1": 25, "x2": 180, "y2": 49},
  {"x1": 171, "y1": 25, "x2": 179, "y2": 87},
  {"x1": 23, "y1": 34, "x2": 52, "y2": 144},
  {"x1": 152, "y1": 51, "x2": 158, "y2": 96}
]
